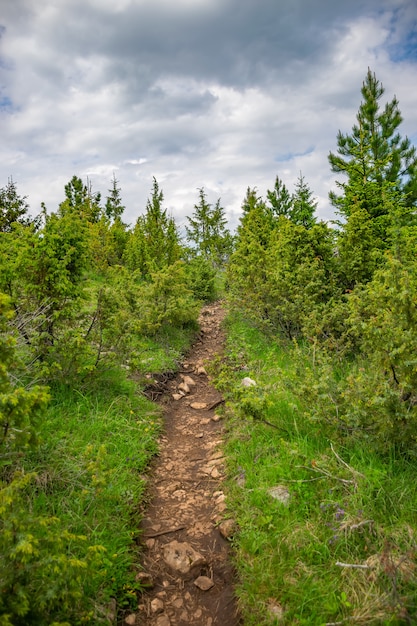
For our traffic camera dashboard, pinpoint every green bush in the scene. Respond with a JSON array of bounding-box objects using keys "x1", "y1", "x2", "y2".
[
  {"x1": 0, "y1": 472, "x2": 106, "y2": 626},
  {"x1": 136, "y1": 262, "x2": 199, "y2": 335},
  {"x1": 186, "y1": 256, "x2": 217, "y2": 302},
  {"x1": 0, "y1": 294, "x2": 105, "y2": 625}
]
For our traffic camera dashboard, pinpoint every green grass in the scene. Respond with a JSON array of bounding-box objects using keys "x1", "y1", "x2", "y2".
[
  {"x1": 215, "y1": 310, "x2": 417, "y2": 625},
  {"x1": 17, "y1": 328, "x2": 195, "y2": 624},
  {"x1": 131, "y1": 325, "x2": 196, "y2": 374}
]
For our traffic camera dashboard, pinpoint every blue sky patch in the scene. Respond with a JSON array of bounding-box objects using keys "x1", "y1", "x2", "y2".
[
  {"x1": 275, "y1": 147, "x2": 314, "y2": 163},
  {"x1": 0, "y1": 95, "x2": 13, "y2": 112}
]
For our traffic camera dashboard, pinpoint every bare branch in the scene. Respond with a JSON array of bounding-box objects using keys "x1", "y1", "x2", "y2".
[
  {"x1": 298, "y1": 465, "x2": 355, "y2": 486},
  {"x1": 330, "y1": 443, "x2": 366, "y2": 479},
  {"x1": 335, "y1": 561, "x2": 373, "y2": 570}
]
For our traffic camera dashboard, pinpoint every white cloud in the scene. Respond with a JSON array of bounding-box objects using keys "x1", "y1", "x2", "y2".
[{"x1": 0, "y1": 0, "x2": 416, "y2": 229}]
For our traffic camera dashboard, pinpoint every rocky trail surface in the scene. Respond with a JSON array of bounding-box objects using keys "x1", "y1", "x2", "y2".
[{"x1": 127, "y1": 302, "x2": 242, "y2": 626}]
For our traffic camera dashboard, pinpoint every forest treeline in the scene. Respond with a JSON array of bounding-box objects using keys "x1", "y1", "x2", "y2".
[
  {"x1": 221, "y1": 70, "x2": 417, "y2": 626},
  {"x1": 229, "y1": 69, "x2": 417, "y2": 453},
  {"x1": 0, "y1": 171, "x2": 232, "y2": 622},
  {"x1": 1, "y1": 68, "x2": 417, "y2": 623}
]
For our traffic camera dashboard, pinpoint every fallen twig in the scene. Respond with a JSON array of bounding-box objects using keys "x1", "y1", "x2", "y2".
[
  {"x1": 298, "y1": 465, "x2": 355, "y2": 486},
  {"x1": 330, "y1": 443, "x2": 366, "y2": 480},
  {"x1": 208, "y1": 398, "x2": 225, "y2": 411},
  {"x1": 348, "y1": 519, "x2": 374, "y2": 531},
  {"x1": 143, "y1": 525, "x2": 187, "y2": 538},
  {"x1": 282, "y1": 476, "x2": 325, "y2": 483},
  {"x1": 335, "y1": 561, "x2": 373, "y2": 570},
  {"x1": 252, "y1": 415, "x2": 281, "y2": 430}
]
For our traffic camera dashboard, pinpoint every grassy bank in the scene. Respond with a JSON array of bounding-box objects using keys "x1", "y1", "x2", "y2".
[
  {"x1": 216, "y1": 311, "x2": 417, "y2": 625},
  {"x1": 3, "y1": 327, "x2": 196, "y2": 626}
]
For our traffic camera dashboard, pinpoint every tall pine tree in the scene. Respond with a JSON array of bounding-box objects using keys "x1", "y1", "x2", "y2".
[
  {"x1": 266, "y1": 175, "x2": 292, "y2": 219},
  {"x1": 61, "y1": 176, "x2": 102, "y2": 223},
  {"x1": 290, "y1": 172, "x2": 317, "y2": 229},
  {"x1": 186, "y1": 188, "x2": 232, "y2": 267},
  {"x1": 0, "y1": 178, "x2": 30, "y2": 232},
  {"x1": 105, "y1": 174, "x2": 125, "y2": 222},
  {"x1": 124, "y1": 178, "x2": 181, "y2": 277},
  {"x1": 328, "y1": 69, "x2": 417, "y2": 219}
]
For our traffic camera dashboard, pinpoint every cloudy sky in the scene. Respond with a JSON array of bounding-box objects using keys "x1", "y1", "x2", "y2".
[{"x1": 1, "y1": 0, "x2": 416, "y2": 231}]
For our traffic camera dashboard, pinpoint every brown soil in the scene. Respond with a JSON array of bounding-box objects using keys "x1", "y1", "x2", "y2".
[{"x1": 130, "y1": 302, "x2": 242, "y2": 626}]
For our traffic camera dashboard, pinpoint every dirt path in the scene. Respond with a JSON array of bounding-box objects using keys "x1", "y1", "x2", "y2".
[{"x1": 130, "y1": 302, "x2": 241, "y2": 626}]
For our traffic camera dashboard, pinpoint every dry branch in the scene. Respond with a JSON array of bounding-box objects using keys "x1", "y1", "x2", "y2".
[{"x1": 335, "y1": 561, "x2": 373, "y2": 570}]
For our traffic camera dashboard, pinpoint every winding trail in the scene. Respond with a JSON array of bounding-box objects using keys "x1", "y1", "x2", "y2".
[{"x1": 132, "y1": 302, "x2": 242, "y2": 626}]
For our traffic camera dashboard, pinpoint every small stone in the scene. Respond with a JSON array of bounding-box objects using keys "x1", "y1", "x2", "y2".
[
  {"x1": 172, "y1": 597, "x2": 183, "y2": 608},
  {"x1": 162, "y1": 540, "x2": 206, "y2": 574},
  {"x1": 218, "y1": 519, "x2": 236, "y2": 539},
  {"x1": 125, "y1": 614, "x2": 136, "y2": 625},
  {"x1": 156, "y1": 615, "x2": 171, "y2": 626},
  {"x1": 194, "y1": 575, "x2": 214, "y2": 591},
  {"x1": 211, "y1": 467, "x2": 220, "y2": 479},
  {"x1": 104, "y1": 598, "x2": 117, "y2": 623},
  {"x1": 215, "y1": 493, "x2": 226, "y2": 503},
  {"x1": 200, "y1": 418, "x2": 211, "y2": 425},
  {"x1": 207, "y1": 456, "x2": 224, "y2": 466},
  {"x1": 146, "y1": 538, "x2": 156, "y2": 549},
  {"x1": 151, "y1": 598, "x2": 164, "y2": 614},
  {"x1": 196, "y1": 432, "x2": 204, "y2": 438},
  {"x1": 211, "y1": 414, "x2": 221, "y2": 422},
  {"x1": 236, "y1": 473, "x2": 246, "y2": 487},
  {"x1": 182, "y1": 375, "x2": 196, "y2": 387},
  {"x1": 167, "y1": 481, "x2": 181, "y2": 493},
  {"x1": 241, "y1": 377, "x2": 257, "y2": 387},
  {"x1": 268, "y1": 599, "x2": 284, "y2": 620},
  {"x1": 135, "y1": 571, "x2": 154, "y2": 587},
  {"x1": 172, "y1": 393, "x2": 183, "y2": 401},
  {"x1": 194, "y1": 608, "x2": 202, "y2": 619},
  {"x1": 190, "y1": 402, "x2": 207, "y2": 410},
  {"x1": 196, "y1": 366, "x2": 207, "y2": 375},
  {"x1": 268, "y1": 485, "x2": 291, "y2": 505},
  {"x1": 172, "y1": 489, "x2": 186, "y2": 499},
  {"x1": 178, "y1": 382, "x2": 190, "y2": 394}
]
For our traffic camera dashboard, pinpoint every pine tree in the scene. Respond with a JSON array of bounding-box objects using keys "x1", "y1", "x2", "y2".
[
  {"x1": 227, "y1": 191, "x2": 273, "y2": 318},
  {"x1": 124, "y1": 178, "x2": 181, "y2": 277},
  {"x1": 144, "y1": 178, "x2": 181, "y2": 271},
  {"x1": 266, "y1": 175, "x2": 292, "y2": 218},
  {"x1": 328, "y1": 69, "x2": 417, "y2": 219},
  {"x1": 241, "y1": 187, "x2": 261, "y2": 214},
  {"x1": 186, "y1": 188, "x2": 232, "y2": 267},
  {"x1": 105, "y1": 174, "x2": 125, "y2": 222},
  {"x1": 290, "y1": 172, "x2": 317, "y2": 229},
  {"x1": 0, "y1": 178, "x2": 30, "y2": 232},
  {"x1": 61, "y1": 175, "x2": 102, "y2": 223},
  {"x1": 264, "y1": 220, "x2": 336, "y2": 338}
]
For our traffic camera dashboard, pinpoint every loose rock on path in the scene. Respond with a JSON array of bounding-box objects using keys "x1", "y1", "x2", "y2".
[{"x1": 131, "y1": 302, "x2": 242, "y2": 626}]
